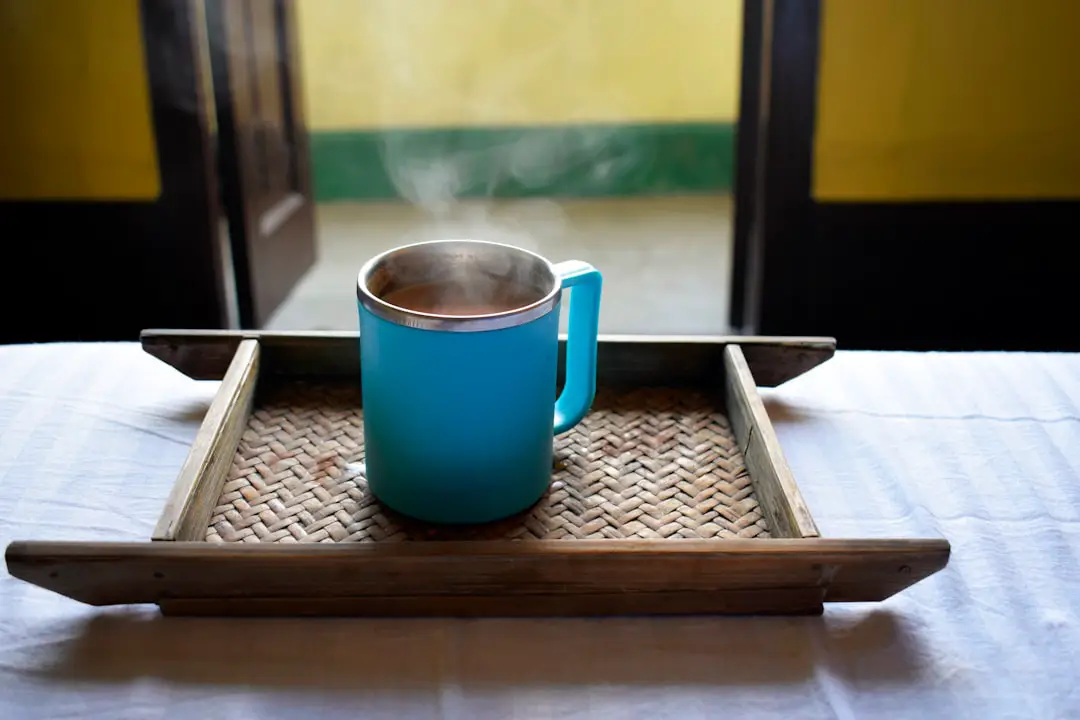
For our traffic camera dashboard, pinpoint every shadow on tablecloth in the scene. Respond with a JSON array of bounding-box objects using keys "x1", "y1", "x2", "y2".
[{"x1": 26, "y1": 607, "x2": 929, "y2": 690}]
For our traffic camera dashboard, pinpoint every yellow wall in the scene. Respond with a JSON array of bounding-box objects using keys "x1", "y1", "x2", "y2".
[
  {"x1": 815, "y1": 0, "x2": 1080, "y2": 201},
  {"x1": 297, "y1": 0, "x2": 743, "y2": 130},
  {"x1": 0, "y1": 0, "x2": 159, "y2": 200}
]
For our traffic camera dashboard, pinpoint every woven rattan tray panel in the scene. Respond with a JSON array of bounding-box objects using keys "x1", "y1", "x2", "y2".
[{"x1": 206, "y1": 384, "x2": 771, "y2": 543}]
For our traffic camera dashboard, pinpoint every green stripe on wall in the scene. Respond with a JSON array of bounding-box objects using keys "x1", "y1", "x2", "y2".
[{"x1": 309, "y1": 122, "x2": 735, "y2": 202}]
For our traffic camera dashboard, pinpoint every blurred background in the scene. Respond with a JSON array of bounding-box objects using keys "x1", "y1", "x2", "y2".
[
  {"x1": 273, "y1": 0, "x2": 741, "y2": 335},
  {"x1": 1, "y1": 0, "x2": 1077, "y2": 349}
]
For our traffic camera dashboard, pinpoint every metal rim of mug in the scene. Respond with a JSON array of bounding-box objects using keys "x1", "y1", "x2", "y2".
[{"x1": 356, "y1": 239, "x2": 562, "y2": 332}]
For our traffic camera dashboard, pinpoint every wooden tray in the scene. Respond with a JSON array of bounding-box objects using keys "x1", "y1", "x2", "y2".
[{"x1": 5, "y1": 330, "x2": 950, "y2": 617}]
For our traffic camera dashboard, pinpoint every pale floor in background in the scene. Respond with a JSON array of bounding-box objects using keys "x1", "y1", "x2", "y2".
[{"x1": 265, "y1": 196, "x2": 733, "y2": 335}]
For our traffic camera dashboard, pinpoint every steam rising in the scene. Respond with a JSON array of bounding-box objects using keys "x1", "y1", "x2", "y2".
[{"x1": 364, "y1": 0, "x2": 639, "y2": 313}]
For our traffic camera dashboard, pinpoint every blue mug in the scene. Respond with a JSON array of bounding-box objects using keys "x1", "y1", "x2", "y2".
[{"x1": 356, "y1": 240, "x2": 602, "y2": 523}]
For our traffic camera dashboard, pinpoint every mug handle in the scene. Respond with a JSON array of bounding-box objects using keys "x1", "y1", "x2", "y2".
[{"x1": 552, "y1": 260, "x2": 603, "y2": 434}]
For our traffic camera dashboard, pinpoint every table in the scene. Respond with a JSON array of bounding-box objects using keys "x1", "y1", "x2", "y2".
[{"x1": 2, "y1": 342, "x2": 1078, "y2": 718}]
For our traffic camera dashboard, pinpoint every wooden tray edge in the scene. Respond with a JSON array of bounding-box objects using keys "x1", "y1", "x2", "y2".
[
  {"x1": 153, "y1": 339, "x2": 260, "y2": 541},
  {"x1": 141, "y1": 329, "x2": 836, "y2": 387},
  {"x1": 725, "y1": 344, "x2": 819, "y2": 539},
  {"x1": 5, "y1": 538, "x2": 950, "y2": 616}
]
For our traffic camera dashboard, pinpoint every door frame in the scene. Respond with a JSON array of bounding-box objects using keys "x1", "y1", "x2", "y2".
[
  {"x1": 203, "y1": 0, "x2": 316, "y2": 329},
  {"x1": 139, "y1": 0, "x2": 235, "y2": 332},
  {"x1": 730, "y1": 0, "x2": 821, "y2": 336}
]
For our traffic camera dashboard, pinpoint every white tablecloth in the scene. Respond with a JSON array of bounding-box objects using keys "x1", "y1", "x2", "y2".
[{"x1": 1, "y1": 343, "x2": 1078, "y2": 719}]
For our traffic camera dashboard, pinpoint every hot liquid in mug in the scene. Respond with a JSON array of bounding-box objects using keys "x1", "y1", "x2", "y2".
[{"x1": 356, "y1": 240, "x2": 602, "y2": 523}]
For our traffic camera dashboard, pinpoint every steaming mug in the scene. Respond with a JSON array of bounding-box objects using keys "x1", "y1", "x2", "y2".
[{"x1": 356, "y1": 239, "x2": 602, "y2": 523}]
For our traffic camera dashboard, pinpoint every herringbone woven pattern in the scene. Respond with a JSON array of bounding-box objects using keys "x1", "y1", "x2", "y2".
[{"x1": 206, "y1": 384, "x2": 770, "y2": 542}]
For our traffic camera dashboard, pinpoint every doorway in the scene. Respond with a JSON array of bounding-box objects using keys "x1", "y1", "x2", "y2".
[{"x1": 259, "y1": 0, "x2": 744, "y2": 336}]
